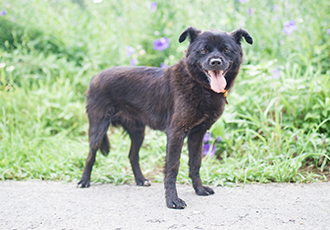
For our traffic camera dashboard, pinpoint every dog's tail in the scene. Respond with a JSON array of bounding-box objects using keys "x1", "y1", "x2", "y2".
[
  {"x1": 99, "y1": 134, "x2": 110, "y2": 156},
  {"x1": 88, "y1": 117, "x2": 111, "y2": 157}
]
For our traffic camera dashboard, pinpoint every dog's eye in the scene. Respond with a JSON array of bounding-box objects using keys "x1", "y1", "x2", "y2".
[
  {"x1": 201, "y1": 48, "x2": 208, "y2": 54},
  {"x1": 224, "y1": 47, "x2": 230, "y2": 53}
]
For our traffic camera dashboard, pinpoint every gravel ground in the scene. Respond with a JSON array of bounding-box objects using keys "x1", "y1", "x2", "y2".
[{"x1": 0, "y1": 180, "x2": 329, "y2": 230}]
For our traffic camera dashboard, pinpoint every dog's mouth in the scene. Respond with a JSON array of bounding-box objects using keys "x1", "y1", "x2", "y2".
[{"x1": 203, "y1": 69, "x2": 227, "y2": 93}]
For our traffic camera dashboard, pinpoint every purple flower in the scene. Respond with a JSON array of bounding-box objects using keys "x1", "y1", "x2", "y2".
[
  {"x1": 150, "y1": 2, "x2": 157, "y2": 12},
  {"x1": 238, "y1": 0, "x2": 249, "y2": 3},
  {"x1": 273, "y1": 4, "x2": 279, "y2": 11},
  {"x1": 153, "y1": 37, "x2": 170, "y2": 51},
  {"x1": 130, "y1": 58, "x2": 138, "y2": 66},
  {"x1": 160, "y1": 63, "x2": 167, "y2": 68},
  {"x1": 283, "y1": 20, "x2": 296, "y2": 35},
  {"x1": 126, "y1": 46, "x2": 135, "y2": 57},
  {"x1": 0, "y1": 10, "x2": 6, "y2": 16},
  {"x1": 327, "y1": 29, "x2": 330, "y2": 35},
  {"x1": 248, "y1": 8, "x2": 253, "y2": 16},
  {"x1": 203, "y1": 143, "x2": 216, "y2": 157},
  {"x1": 203, "y1": 132, "x2": 211, "y2": 142},
  {"x1": 272, "y1": 69, "x2": 281, "y2": 80},
  {"x1": 216, "y1": 136, "x2": 222, "y2": 143}
]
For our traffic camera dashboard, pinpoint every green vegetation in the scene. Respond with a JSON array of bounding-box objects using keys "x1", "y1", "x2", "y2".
[{"x1": 0, "y1": 0, "x2": 329, "y2": 186}]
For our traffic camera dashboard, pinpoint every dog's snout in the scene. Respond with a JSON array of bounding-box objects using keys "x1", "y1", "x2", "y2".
[{"x1": 210, "y1": 58, "x2": 222, "y2": 66}]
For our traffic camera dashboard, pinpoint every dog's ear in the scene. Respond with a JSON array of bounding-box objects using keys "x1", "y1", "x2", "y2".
[
  {"x1": 178, "y1": 27, "x2": 201, "y2": 44},
  {"x1": 230, "y1": 28, "x2": 253, "y2": 45}
]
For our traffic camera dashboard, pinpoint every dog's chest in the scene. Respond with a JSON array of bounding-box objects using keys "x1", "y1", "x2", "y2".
[
  {"x1": 200, "y1": 95, "x2": 225, "y2": 121},
  {"x1": 183, "y1": 92, "x2": 226, "y2": 130}
]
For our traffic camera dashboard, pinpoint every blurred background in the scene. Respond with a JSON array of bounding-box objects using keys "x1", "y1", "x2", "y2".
[{"x1": 0, "y1": 0, "x2": 329, "y2": 185}]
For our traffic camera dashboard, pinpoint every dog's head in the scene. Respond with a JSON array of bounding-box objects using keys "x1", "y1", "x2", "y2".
[{"x1": 179, "y1": 27, "x2": 253, "y2": 93}]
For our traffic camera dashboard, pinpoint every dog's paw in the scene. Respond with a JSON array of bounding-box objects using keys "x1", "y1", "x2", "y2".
[
  {"x1": 136, "y1": 178, "x2": 151, "y2": 187},
  {"x1": 166, "y1": 197, "x2": 187, "y2": 209},
  {"x1": 143, "y1": 180, "x2": 151, "y2": 186},
  {"x1": 195, "y1": 186, "x2": 215, "y2": 196},
  {"x1": 77, "y1": 179, "x2": 90, "y2": 188}
]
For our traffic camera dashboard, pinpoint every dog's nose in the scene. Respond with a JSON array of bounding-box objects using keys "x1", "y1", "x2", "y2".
[{"x1": 210, "y1": 58, "x2": 222, "y2": 66}]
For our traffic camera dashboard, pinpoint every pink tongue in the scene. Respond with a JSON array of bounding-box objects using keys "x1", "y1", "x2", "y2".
[{"x1": 208, "y1": 70, "x2": 227, "y2": 93}]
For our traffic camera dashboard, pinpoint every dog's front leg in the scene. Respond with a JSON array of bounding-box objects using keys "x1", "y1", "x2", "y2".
[
  {"x1": 164, "y1": 128, "x2": 187, "y2": 209},
  {"x1": 188, "y1": 127, "x2": 215, "y2": 196}
]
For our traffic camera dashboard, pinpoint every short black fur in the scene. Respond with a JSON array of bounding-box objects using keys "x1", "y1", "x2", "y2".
[{"x1": 78, "y1": 27, "x2": 253, "y2": 209}]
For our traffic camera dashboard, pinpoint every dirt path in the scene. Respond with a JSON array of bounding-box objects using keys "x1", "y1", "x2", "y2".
[{"x1": 0, "y1": 181, "x2": 329, "y2": 229}]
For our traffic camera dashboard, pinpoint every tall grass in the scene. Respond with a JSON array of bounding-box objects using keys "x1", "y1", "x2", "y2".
[{"x1": 0, "y1": 0, "x2": 329, "y2": 185}]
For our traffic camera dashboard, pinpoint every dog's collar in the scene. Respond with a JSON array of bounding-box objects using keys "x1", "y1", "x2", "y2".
[{"x1": 221, "y1": 90, "x2": 228, "y2": 104}]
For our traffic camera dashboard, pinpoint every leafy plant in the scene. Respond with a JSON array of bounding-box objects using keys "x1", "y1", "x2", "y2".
[{"x1": 0, "y1": 0, "x2": 329, "y2": 185}]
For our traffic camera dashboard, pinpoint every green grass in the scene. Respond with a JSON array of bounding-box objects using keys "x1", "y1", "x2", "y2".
[{"x1": 0, "y1": 0, "x2": 329, "y2": 186}]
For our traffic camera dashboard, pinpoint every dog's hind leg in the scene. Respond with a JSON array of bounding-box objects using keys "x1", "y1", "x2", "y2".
[
  {"x1": 123, "y1": 123, "x2": 151, "y2": 186},
  {"x1": 78, "y1": 116, "x2": 110, "y2": 188},
  {"x1": 78, "y1": 146, "x2": 97, "y2": 188},
  {"x1": 187, "y1": 126, "x2": 214, "y2": 196}
]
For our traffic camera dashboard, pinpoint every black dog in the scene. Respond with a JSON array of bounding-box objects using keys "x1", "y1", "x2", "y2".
[{"x1": 78, "y1": 27, "x2": 252, "y2": 209}]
